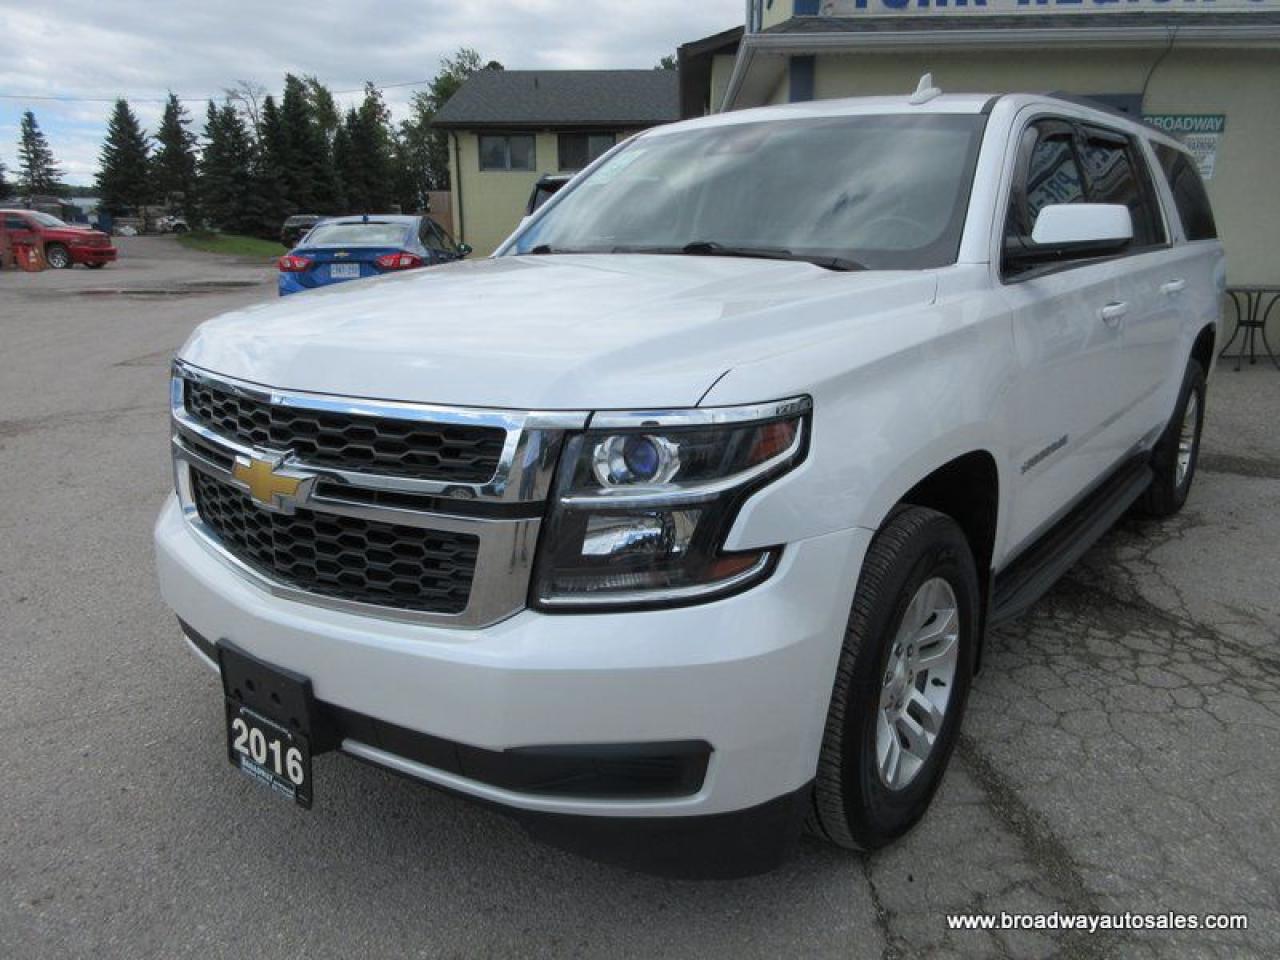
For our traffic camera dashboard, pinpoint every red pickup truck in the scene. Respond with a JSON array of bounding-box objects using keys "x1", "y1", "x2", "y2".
[{"x1": 0, "y1": 209, "x2": 117, "y2": 269}]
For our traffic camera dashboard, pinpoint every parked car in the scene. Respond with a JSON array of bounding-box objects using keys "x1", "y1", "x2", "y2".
[
  {"x1": 526, "y1": 174, "x2": 572, "y2": 215},
  {"x1": 280, "y1": 214, "x2": 323, "y2": 249},
  {"x1": 0, "y1": 208, "x2": 117, "y2": 269},
  {"x1": 276, "y1": 215, "x2": 470, "y2": 296},
  {"x1": 157, "y1": 214, "x2": 190, "y2": 234},
  {"x1": 156, "y1": 90, "x2": 1222, "y2": 875}
]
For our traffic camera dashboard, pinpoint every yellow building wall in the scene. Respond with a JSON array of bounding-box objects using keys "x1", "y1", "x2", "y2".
[
  {"x1": 806, "y1": 47, "x2": 1280, "y2": 284},
  {"x1": 710, "y1": 53, "x2": 738, "y2": 114},
  {"x1": 450, "y1": 129, "x2": 643, "y2": 257},
  {"x1": 762, "y1": 1, "x2": 796, "y2": 30}
]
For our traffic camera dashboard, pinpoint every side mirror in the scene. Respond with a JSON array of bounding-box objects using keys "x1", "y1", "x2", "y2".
[
  {"x1": 1006, "y1": 203, "x2": 1133, "y2": 268},
  {"x1": 457, "y1": 242, "x2": 473, "y2": 258}
]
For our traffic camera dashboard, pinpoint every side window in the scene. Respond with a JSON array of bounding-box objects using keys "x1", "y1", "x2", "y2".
[
  {"x1": 4, "y1": 214, "x2": 30, "y2": 231},
  {"x1": 1153, "y1": 144, "x2": 1218, "y2": 241},
  {"x1": 1025, "y1": 133, "x2": 1086, "y2": 228},
  {"x1": 1003, "y1": 122, "x2": 1087, "y2": 276},
  {"x1": 1079, "y1": 130, "x2": 1165, "y2": 247}
]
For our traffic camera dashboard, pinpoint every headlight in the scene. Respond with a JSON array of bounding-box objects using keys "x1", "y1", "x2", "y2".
[{"x1": 533, "y1": 397, "x2": 811, "y2": 610}]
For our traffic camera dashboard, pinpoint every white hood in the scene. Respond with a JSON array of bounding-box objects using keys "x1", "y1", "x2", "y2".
[{"x1": 180, "y1": 254, "x2": 937, "y2": 410}]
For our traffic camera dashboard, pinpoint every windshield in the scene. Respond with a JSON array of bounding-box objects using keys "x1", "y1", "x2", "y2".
[
  {"x1": 303, "y1": 222, "x2": 411, "y2": 247},
  {"x1": 510, "y1": 114, "x2": 986, "y2": 270},
  {"x1": 29, "y1": 211, "x2": 69, "y2": 228}
]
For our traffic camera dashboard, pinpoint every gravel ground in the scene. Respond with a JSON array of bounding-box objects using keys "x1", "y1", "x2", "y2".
[{"x1": 2, "y1": 236, "x2": 1277, "y2": 959}]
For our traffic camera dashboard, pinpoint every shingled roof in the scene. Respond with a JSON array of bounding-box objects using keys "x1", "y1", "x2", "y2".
[{"x1": 431, "y1": 70, "x2": 680, "y2": 131}]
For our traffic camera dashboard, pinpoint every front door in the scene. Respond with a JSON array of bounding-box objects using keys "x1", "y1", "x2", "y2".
[{"x1": 999, "y1": 118, "x2": 1132, "y2": 555}]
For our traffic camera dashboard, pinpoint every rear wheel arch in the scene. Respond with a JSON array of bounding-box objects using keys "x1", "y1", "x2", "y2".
[{"x1": 1190, "y1": 323, "x2": 1216, "y2": 376}]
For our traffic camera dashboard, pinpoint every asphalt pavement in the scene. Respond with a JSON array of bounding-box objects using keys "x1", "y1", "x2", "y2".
[{"x1": 2, "y1": 236, "x2": 1277, "y2": 959}]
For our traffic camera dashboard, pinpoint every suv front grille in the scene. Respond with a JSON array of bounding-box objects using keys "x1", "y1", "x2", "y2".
[
  {"x1": 191, "y1": 472, "x2": 478, "y2": 615},
  {"x1": 185, "y1": 380, "x2": 506, "y2": 483}
]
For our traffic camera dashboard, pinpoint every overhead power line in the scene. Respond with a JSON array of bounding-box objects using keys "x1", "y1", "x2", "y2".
[{"x1": 0, "y1": 77, "x2": 433, "y2": 105}]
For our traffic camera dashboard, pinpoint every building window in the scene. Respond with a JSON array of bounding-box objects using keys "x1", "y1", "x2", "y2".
[
  {"x1": 479, "y1": 135, "x2": 536, "y2": 171},
  {"x1": 558, "y1": 133, "x2": 616, "y2": 171}
]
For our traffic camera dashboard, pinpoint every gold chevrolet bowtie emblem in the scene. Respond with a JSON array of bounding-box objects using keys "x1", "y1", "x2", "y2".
[{"x1": 232, "y1": 456, "x2": 308, "y2": 511}]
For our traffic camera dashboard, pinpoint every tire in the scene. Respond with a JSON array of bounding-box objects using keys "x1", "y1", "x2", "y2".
[
  {"x1": 173, "y1": 224, "x2": 189, "y2": 234},
  {"x1": 45, "y1": 243, "x2": 72, "y2": 269},
  {"x1": 1137, "y1": 359, "x2": 1206, "y2": 518},
  {"x1": 808, "y1": 506, "x2": 980, "y2": 850}
]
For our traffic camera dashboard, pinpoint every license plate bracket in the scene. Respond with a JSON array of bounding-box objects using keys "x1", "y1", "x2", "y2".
[
  {"x1": 218, "y1": 642, "x2": 328, "y2": 808},
  {"x1": 329, "y1": 263, "x2": 361, "y2": 279}
]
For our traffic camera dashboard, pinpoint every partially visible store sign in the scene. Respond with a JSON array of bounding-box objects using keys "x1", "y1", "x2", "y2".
[
  {"x1": 820, "y1": 0, "x2": 1274, "y2": 14},
  {"x1": 1144, "y1": 114, "x2": 1227, "y2": 180}
]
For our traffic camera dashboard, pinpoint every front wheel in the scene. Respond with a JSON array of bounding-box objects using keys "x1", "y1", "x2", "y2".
[
  {"x1": 808, "y1": 506, "x2": 979, "y2": 850},
  {"x1": 45, "y1": 243, "x2": 72, "y2": 269}
]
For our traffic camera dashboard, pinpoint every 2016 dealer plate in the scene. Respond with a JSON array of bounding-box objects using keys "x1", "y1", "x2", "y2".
[
  {"x1": 225, "y1": 700, "x2": 313, "y2": 807},
  {"x1": 218, "y1": 641, "x2": 319, "y2": 809}
]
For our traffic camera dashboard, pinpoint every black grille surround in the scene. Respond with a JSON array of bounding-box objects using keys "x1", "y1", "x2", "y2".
[
  {"x1": 191, "y1": 472, "x2": 478, "y2": 615},
  {"x1": 185, "y1": 379, "x2": 506, "y2": 484}
]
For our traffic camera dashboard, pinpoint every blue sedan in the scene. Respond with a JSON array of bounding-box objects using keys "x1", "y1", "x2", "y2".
[{"x1": 277, "y1": 215, "x2": 470, "y2": 296}]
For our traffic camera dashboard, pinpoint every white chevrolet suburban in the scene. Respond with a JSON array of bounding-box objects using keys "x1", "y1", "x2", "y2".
[{"x1": 156, "y1": 91, "x2": 1224, "y2": 875}]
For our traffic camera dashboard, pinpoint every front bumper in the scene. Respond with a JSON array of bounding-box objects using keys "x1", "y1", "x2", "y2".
[
  {"x1": 155, "y1": 494, "x2": 869, "y2": 819},
  {"x1": 70, "y1": 245, "x2": 117, "y2": 265}
]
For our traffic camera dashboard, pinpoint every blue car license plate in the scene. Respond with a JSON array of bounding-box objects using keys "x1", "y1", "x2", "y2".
[{"x1": 330, "y1": 263, "x2": 361, "y2": 280}]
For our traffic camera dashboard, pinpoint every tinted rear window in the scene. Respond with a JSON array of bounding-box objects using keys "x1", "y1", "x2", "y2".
[
  {"x1": 1080, "y1": 132, "x2": 1164, "y2": 247},
  {"x1": 1153, "y1": 144, "x2": 1218, "y2": 241},
  {"x1": 304, "y1": 222, "x2": 410, "y2": 247}
]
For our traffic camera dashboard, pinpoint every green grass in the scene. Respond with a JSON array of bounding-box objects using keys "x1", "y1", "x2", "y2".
[{"x1": 178, "y1": 231, "x2": 281, "y2": 259}]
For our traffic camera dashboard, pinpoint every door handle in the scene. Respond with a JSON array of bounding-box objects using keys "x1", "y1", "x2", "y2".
[
  {"x1": 1160, "y1": 279, "x2": 1187, "y2": 296},
  {"x1": 1099, "y1": 302, "x2": 1129, "y2": 326}
]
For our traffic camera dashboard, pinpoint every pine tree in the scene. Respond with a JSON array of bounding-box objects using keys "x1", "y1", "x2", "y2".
[
  {"x1": 17, "y1": 111, "x2": 63, "y2": 195},
  {"x1": 200, "y1": 101, "x2": 258, "y2": 234},
  {"x1": 280, "y1": 74, "x2": 325, "y2": 213},
  {"x1": 154, "y1": 93, "x2": 200, "y2": 220},
  {"x1": 0, "y1": 160, "x2": 11, "y2": 201},
  {"x1": 96, "y1": 99, "x2": 153, "y2": 217},
  {"x1": 340, "y1": 83, "x2": 395, "y2": 213},
  {"x1": 254, "y1": 95, "x2": 291, "y2": 237}
]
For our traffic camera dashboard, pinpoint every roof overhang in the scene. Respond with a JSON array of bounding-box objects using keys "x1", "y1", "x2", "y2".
[{"x1": 722, "y1": 22, "x2": 1280, "y2": 111}]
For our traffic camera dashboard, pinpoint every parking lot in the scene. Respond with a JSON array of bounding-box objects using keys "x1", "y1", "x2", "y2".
[{"x1": 2, "y1": 235, "x2": 1278, "y2": 959}]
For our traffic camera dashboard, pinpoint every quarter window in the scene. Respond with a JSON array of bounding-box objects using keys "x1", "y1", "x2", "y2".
[
  {"x1": 558, "y1": 133, "x2": 615, "y2": 171},
  {"x1": 1153, "y1": 144, "x2": 1218, "y2": 241},
  {"x1": 479, "y1": 134, "x2": 536, "y2": 172}
]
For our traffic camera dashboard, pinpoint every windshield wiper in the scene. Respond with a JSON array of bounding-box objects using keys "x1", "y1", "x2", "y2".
[{"x1": 678, "y1": 241, "x2": 866, "y2": 272}]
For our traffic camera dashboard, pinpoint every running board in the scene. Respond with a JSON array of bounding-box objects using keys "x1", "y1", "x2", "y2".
[{"x1": 989, "y1": 458, "x2": 1152, "y2": 627}]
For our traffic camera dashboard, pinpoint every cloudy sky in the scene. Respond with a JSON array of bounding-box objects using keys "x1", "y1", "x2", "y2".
[{"x1": 0, "y1": 0, "x2": 744, "y2": 186}]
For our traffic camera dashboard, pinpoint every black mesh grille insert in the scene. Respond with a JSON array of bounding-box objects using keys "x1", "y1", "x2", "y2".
[
  {"x1": 191, "y1": 472, "x2": 478, "y2": 614},
  {"x1": 184, "y1": 379, "x2": 506, "y2": 483}
]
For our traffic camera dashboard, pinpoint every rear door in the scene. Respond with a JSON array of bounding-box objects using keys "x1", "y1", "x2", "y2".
[
  {"x1": 1077, "y1": 124, "x2": 1177, "y2": 450},
  {"x1": 1000, "y1": 118, "x2": 1133, "y2": 553}
]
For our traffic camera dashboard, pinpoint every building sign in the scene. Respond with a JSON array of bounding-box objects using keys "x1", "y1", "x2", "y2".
[
  {"x1": 1144, "y1": 114, "x2": 1227, "y2": 180},
  {"x1": 820, "y1": 0, "x2": 1274, "y2": 14}
]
